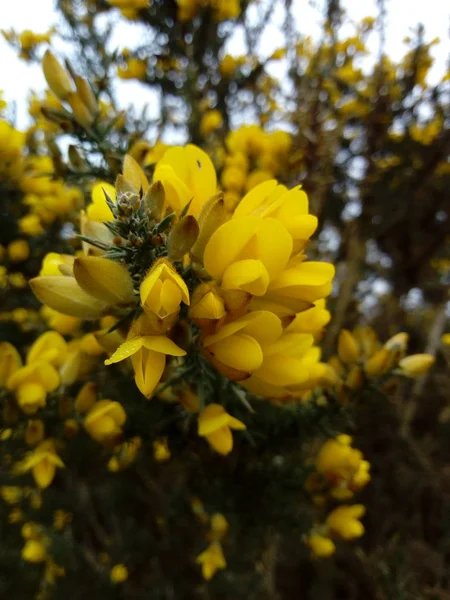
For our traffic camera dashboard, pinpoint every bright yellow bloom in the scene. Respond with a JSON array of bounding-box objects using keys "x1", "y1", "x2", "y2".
[
  {"x1": 110, "y1": 564, "x2": 129, "y2": 583},
  {"x1": 84, "y1": 400, "x2": 126, "y2": 444},
  {"x1": 41, "y1": 306, "x2": 80, "y2": 335},
  {"x1": 326, "y1": 505, "x2": 365, "y2": 540},
  {"x1": 118, "y1": 57, "x2": 147, "y2": 79},
  {"x1": 307, "y1": 533, "x2": 336, "y2": 557},
  {"x1": 105, "y1": 335, "x2": 186, "y2": 398},
  {"x1": 22, "y1": 539, "x2": 47, "y2": 563},
  {"x1": 18, "y1": 214, "x2": 43, "y2": 236},
  {"x1": 204, "y1": 215, "x2": 292, "y2": 296},
  {"x1": 18, "y1": 440, "x2": 64, "y2": 488},
  {"x1": 286, "y1": 300, "x2": 331, "y2": 335},
  {"x1": 398, "y1": 354, "x2": 435, "y2": 376},
  {"x1": 196, "y1": 541, "x2": 226, "y2": 580},
  {"x1": 154, "y1": 145, "x2": 217, "y2": 216},
  {"x1": 441, "y1": 333, "x2": 450, "y2": 346},
  {"x1": 140, "y1": 258, "x2": 189, "y2": 323},
  {"x1": 7, "y1": 361, "x2": 60, "y2": 414},
  {"x1": 189, "y1": 283, "x2": 226, "y2": 331},
  {"x1": 27, "y1": 331, "x2": 68, "y2": 367},
  {"x1": 198, "y1": 404, "x2": 246, "y2": 455}
]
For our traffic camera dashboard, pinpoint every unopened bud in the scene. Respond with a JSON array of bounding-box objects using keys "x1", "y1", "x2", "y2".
[
  {"x1": 167, "y1": 215, "x2": 199, "y2": 260},
  {"x1": 143, "y1": 181, "x2": 165, "y2": 220},
  {"x1": 67, "y1": 92, "x2": 94, "y2": 129},
  {"x1": 190, "y1": 193, "x2": 227, "y2": 263},
  {"x1": 42, "y1": 50, "x2": 74, "y2": 101},
  {"x1": 74, "y1": 76, "x2": 98, "y2": 118}
]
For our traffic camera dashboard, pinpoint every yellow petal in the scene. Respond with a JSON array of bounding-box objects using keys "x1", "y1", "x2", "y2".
[
  {"x1": 198, "y1": 404, "x2": 230, "y2": 436},
  {"x1": 33, "y1": 459, "x2": 56, "y2": 488},
  {"x1": 30, "y1": 276, "x2": 108, "y2": 319},
  {"x1": 104, "y1": 337, "x2": 146, "y2": 365},
  {"x1": 207, "y1": 427, "x2": 233, "y2": 455},
  {"x1": 233, "y1": 180, "x2": 278, "y2": 217},
  {"x1": 222, "y1": 259, "x2": 270, "y2": 295},
  {"x1": 210, "y1": 333, "x2": 263, "y2": 372},
  {"x1": 74, "y1": 256, "x2": 135, "y2": 305},
  {"x1": 123, "y1": 154, "x2": 149, "y2": 193},
  {"x1": 142, "y1": 336, "x2": 187, "y2": 356},
  {"x1": 131, "y1": 348, "x2": 165, "y2": 398}
]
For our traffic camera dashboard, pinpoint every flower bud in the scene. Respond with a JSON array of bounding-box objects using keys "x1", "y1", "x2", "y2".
[
  {"x1": 143, "y1": 180, "x2": 165, "y2": 220},
  {"x1": 399, "y1": 354, "x2": 435, "y2": 376},
  {"x1": 338, "y1": 330, "x2": 359, "y2": 364},
  {"x1": 30, "y1": 276, "x2": 108, "y2": 319},
  {"x1": 190, "y1": 193, "x2": 227, "y2": 263},
  {"x1": 73, "y1": 256, "x2": 135, "y2": 306},
  {"x1": 42, "y1": 50, "x2": 73, "y2": 100},
  {"x1": 67, "y1": 92, "x2": 94, "y2": 128},
  {"x1": 74, "y1": 76, "x2": 98, "y2": 118},
  {"x1": 167, "y1": 215, "x2": 199, "y2": 260}
]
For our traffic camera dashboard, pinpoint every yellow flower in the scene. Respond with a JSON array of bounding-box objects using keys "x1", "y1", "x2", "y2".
[
  {"x1": 200, "y1": 110, "x2": 223, "y2": 135},
  {"x1": 110, "y1": 563, "x2": 128, "y2": 583},
  {"x1": 154, "y1": 145, "x2": 217, "y2": 216},
  {"x1": 27, "y1": 331, "x2": 68, "y2": 367},
  {"x1": 441, "y1": 333, "x2": 450, "y2": 346},
  {"x1": 18, "y1": 440, "x2": 64, "y2": 488},
  {"x1": 140, "y1": 258, "x2": 190, "y2": 324},
  {"x1": 326, "y1": 505, "x2": 365, "y2": 540},
  {"x1": 196, "y1": 541, "x2": 226, "y2": 580},
  {"x1": 153, "y1": 438, "x2": 171, "y2": 462},
  {"x1": 22, "y1": 539, "x2": 47, "y2": 563},
  {"x1": 198, "y1": 404, "x2": 246, "y2": 455},
  {"x1": 84, "y1": 400, "x2": 126, "y2": 444},
  {"x1": 86, "y1": 181, "x2": 117, "y2": 222},
  {"x1": 105, "y1": 335, "x2": 186, "y2": 398},
  {"x1": 118, "y1": 57, "x2": 147, "y2": 79},
  {"x1": 203, "y1": 215, "x2": 292, "y2": 296},
  {"x1": 7, "y1": 239, "x2": 29, "y2": 262},
  {"x1": 7, "y1": 361, "x2": 60, "y2": 414},
  {"x1": 0, "y1": 486, "x2": 22, "y2": 504},
  {"x1": 398, "y1": 354, "x2": 435, "y2": 376},
  {"x1": 202, "y1": 311, "x2": 280, "y2": 380},
  {"x1": 189, "y1": 283, "x2": 226, "y2": 332},
  {"x1": 307, "y1": 533, "x2": 335, "y2": 557},
  {"x1": 19, "y1": 214, "x2": 43, "y2": 236}
]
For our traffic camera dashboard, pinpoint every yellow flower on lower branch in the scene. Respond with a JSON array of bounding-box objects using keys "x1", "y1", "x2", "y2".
[
  {"x1": 110, "y1": 563, "x2": 128, "y2": 583},
  {"x1": 307, "y1": 533, "x2": 336, "y2": 558},
  {"x1": 105, "y1": 335, "x2": 186, "y2": 398},
  {"x1": 198, "y1": 404, "x2": 246, "y2": 455},
  {"x1": 326, "y1": 504, "x2": 366, "y2": 540},
  {"x1": 84, "y1": 400, "x2": 126, "y2": 445},
  {"x1": 196, "y1": 541, "x2": 226, "y2": 580},
  {"x1": 22, "y1": 539, "x2": 47, "y2": 563},
  {"x1": 18, "y1": 440, "x2": 64, "y2": 489}
]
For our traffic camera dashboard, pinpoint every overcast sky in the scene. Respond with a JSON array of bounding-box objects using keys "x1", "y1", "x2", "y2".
[{"x1": 1, "y1": 0, "x2": 448, "y2": 128}]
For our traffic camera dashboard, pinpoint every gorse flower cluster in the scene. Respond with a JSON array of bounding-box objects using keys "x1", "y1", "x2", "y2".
[
  {"x1": 0, "y1": 0, "x2": 446, "y2": 597},
  {"x1": 30, "y1": 142, "x2": 335, "y2": 453}
]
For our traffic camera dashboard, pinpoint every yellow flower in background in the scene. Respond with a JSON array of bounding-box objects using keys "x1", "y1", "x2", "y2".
[
  {"x1": 307, "y1": 533, "x2": 336, "y2": 558},
  {"x1": 326, "y1": 504, "x2": 365, "y2": 540},
  {"x1": 196, "y1": 541, "x2": 226, "y2": 580},
  {"x1": 7, "y1": 361, "x2": 60, "y2": 414},
  {"x1": 198, "y1": 404, "x2": 246, "y2": 455},
  {"x1": 18, "y1": 440, "x2": 64, "y2": 488},
  {"x1": 118, "y1": 57, "x2": 147, "y2": 80},
  {"x1": 84, "y1": 400, "x2": 126, "y2": 444},
  {"x1": 110, "y1": 563, "x2": 129, "y2": 583},
  {"x1": 7, "y1": 240, "x2": 29, "y2": 262},
  {"x1": 22, "y1": 539, "x2": 47, "y2": 563},
  {"x1": 338, "y1": 330, "x2": 360, "y2": 364},
  {"x1": 200, "y1": 109, "x2": 223, "y2": 135}
]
